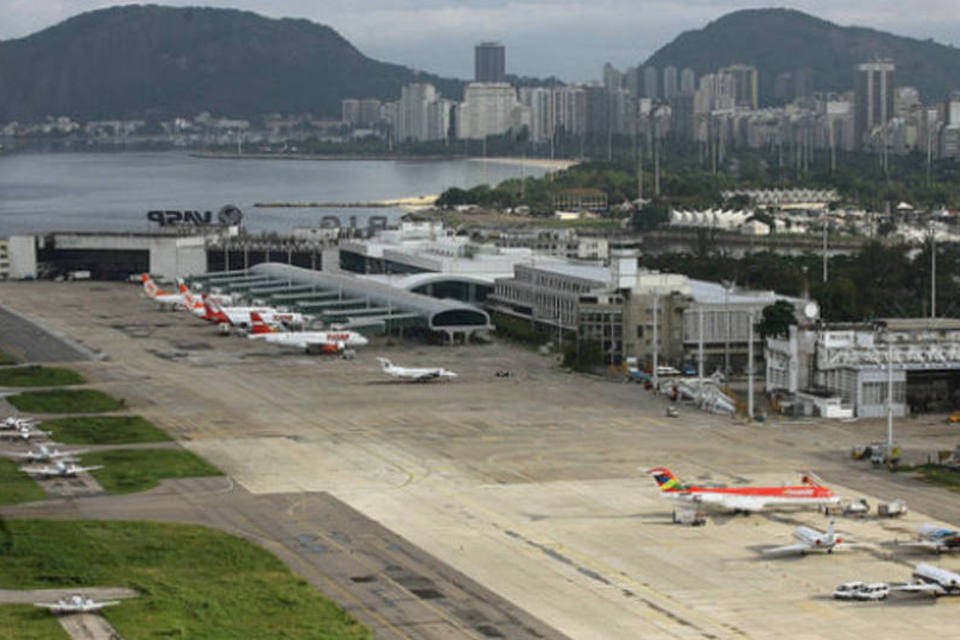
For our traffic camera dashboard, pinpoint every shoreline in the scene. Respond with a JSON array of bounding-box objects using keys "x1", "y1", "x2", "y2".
[{"x1": 466, "y1": 156, "x2": 579, "y2": 171}]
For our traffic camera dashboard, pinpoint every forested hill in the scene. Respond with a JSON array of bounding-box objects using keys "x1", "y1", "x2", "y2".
[
  {"x1": 0, "y1": 5, "x2": 463, "y2": 121},
  {"x1": 644, "y1": 8, "x2": 960, "y2": 104}
]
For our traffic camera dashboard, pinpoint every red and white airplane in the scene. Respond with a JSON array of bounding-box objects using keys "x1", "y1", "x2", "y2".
[
  {"x1": 141, "y1": 273, "x2": 189, "y2": 309},
  {"x1": 204, "y1": 298, "x2": 305, "y2": 328},
  {"x1": 648, "y1": 467, "x2": 841, "y2": 513},
  {"x1": 248, "y1": 312, "x2": 367, "y2": 353}
]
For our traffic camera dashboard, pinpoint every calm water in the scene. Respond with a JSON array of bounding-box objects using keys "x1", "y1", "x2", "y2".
[{"x1": 0, "y1": 152, "x2": 545, "y2": 235}]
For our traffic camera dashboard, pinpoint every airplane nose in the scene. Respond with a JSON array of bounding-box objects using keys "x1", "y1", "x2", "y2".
[{"x1": 357, "y1": 336, "x2": 369, "y2": 346}]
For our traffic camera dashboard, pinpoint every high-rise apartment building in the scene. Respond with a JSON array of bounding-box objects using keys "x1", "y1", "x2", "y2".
[
  {"x1": 854, "y1": 60, "x2": 895, "y2": 146},
  {"x1": 456, "y1": 82, "x2": 522, "y2": 140},
  {"x1": 720, "y1": 64, "x2": 759, "y2": 109},
  {"x1": 393, "y1": 84, "x2": 451, "y2": 142},
  {"x1": 663, "y1": 66, "x2": 679, "y2": 101},
  {"x1": 643, "y1": 66, "x2": 659, "y2": 100},
  {"x1": 475, "y1": 42, "x2": 506, "y2": 83},
  {"x1": 680, "y1": 68, "x2": 696, "y2": 95},
  {"x1": 519, "y1": 87, "x2": 554, "y2": 143}
]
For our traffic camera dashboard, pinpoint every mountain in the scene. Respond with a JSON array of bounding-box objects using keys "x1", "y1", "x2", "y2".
[
  {"x1": 644, "y1": 8, "x2": 960, "y2": 104},
  {"x1": 0, "y1": 5, "x2": 463, "y2": 121}
]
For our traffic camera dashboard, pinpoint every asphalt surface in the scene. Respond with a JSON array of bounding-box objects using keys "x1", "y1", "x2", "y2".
[
  {"x1": 3, "y1": 478, "x2": 566, "y2": 640},
  {"x1": 0, "y1": 303, "x2": 94, "y2": 362}
]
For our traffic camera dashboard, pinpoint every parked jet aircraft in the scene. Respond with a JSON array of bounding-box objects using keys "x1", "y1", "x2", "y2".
[
  {"x1": 21, "y1": 459, "x2": 103, "y2": 478},
  {"x1": 10, "y1": 445, "x2": 88, "y2": 463},
  {"x1": 141, "y1": 274, "x2": 190, "y2": 309},
  {"x1": 648, "y1": 467, "x2": 841, "y2": 513},
  {"x1": 206, "y1": 300, "x2": 305, "y2": 328},
  {"x1": 897, "y1": 525, "x2": 960, "y2": 554},
  {"x1": 34, "y1": 594, "x2": 120, "y2": 614},
  {"x1": 248, "y1": 312, "x2": 367, "y2": 353},
  {"x1": 376, "y1": 357, "x2": 457, "y2": 382},
  {"x1": 763, "y1": 520, "x2": 858, "y2": 555}
]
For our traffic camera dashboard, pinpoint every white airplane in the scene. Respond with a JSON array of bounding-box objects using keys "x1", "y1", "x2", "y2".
[
  {"x1": 896, "y1": 524, "x2": 960, "y2": 554},
  {"x1": 1, "y1": 416, "x2": 39, "y2": 430},
  {"x1": 10, "y1": 444, "x2": 88, "y2": 463},
  {"x1": 21, "y1": 459, "x2": 103, "y2": 478},
  {"x1": 763, "y1": 520, "x2": 858, "y2": 555},
  {"x1": 0, "y1": 426, "x2": 51, "y2": 441},
  {"x1": 141, "y1": 274, "x2": 189, "y2": 309},
  {"x1": 893, "y1": 563, "x2": 960, "y2": 596},
  {"x1": 376, "y1": 357, "x2": 458, "y2": 382},
  {"x1": 248, "y1": 312, "x2": 367, "y2": 353},
  {"x1": 34, "y1": 594, "x2": 120, "y2": 614}
]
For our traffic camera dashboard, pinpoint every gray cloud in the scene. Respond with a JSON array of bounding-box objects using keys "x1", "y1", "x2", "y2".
[{"x1": 2, "y1": 1, "x2": 959, "y2": 81}]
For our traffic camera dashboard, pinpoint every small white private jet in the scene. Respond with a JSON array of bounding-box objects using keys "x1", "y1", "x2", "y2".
[
  {"x1": 763, "y1": 520, "x2": 859, "y2": 555},
  {"x1": 10, "y1": 445, "x2": 88, "y2": 463},
  {"x1": 34, "y1": 594, "x2": 120, "y2": 614},
  {"x1": 0, "y1": 426, "x2": 51, "y2": 441},
  {"x1": 21, "y1": 459, "x2": 103, "y2": 478},
  {"x1": 376, "y1": 358, "x2": 458, "y2": 382},
  {"x1": 1, "y1": 416, "x2": 39, "y2": 430},
  {"x1": 896, "y1": 524, "x2": 960, "y2": 554}
]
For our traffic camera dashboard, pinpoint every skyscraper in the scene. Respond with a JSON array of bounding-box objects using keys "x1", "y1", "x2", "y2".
[
  {"x1": 475, "y1": 42, "x2": 506, "y2": 83},
  {"x1": 854, "y1": 60, "x2": 895, "y2": 146},
  {"x1": 720, "y1": 64, "x2": 759, "y2": 109},
  {"x1": 663, "y1": 66, "x2": 678, "y2": 101},
  {"x1": 680, "y1": 68, "x2": 696, "y2": 95},
  {"x1": 643, "y1": 66, "x2": 659, "y2": 100}
]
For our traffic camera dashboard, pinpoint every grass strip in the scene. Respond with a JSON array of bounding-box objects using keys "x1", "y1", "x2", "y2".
[
  {"x1": 0, "y1": 519, "x2": 372, "y2": 639},
  {"x1": 0, "y1": 458, "x2": 46, "y2": 506},
  {"x1": 7, "y1": 389, "x2": 125, "y2": 413},
  {"x1": 42, "y1": 416, "x2": 172, "y2": 445},
  {"x1": 85, "y1": 448, "x2": 221, "y2": 494},
  {"x1": 0, "y1": 366, "x2": 84, "y2": 387}
]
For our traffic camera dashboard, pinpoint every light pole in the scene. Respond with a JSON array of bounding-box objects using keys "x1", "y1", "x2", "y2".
[
  {"x1": 722, "y1": 281, "x2": 733, "y2": 377},
  {"x1": 697, "y1": 304, "x2": 705, "y2": 398},
  {"x1": 652, "y1": 293, "x2": 660, "y2": 391},
  {"x1": 886, "y1": 342, "x2": 895, "y2": 464},
  {"x1": 747, "y1": 309, "x2": 755, "y2": 419},
  {"x1": 822, "y1": 215, "x2": 829, "y2": 283},
  {"x1": 930, "y1": 221, "x2": 937, "y2": 319}
]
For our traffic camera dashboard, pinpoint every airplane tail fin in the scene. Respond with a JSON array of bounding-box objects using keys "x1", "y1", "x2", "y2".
[
  {"x1": 648, "y1": 467, "x2": 687, "y2": 492},
  {"x1": 800, "y1": 471, "x2": 825, "y2": 487},
  {"x1": 249, "y1": 312, "x2": 277, "y2": 334},
  {"x1": 827, "y1": 519, "x2": 836, "y2": 540},
  {"x1": 141, "y1": 273, "x2": 157, "y2": 298}
]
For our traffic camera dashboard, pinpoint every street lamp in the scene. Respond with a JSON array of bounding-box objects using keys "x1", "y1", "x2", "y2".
[{"x1": 721, "y1": 280, "x2": 734, "y2": 376}]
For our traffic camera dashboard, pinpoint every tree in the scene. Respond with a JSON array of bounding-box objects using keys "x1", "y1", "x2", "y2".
[{"x1": 757, "y1": 300, "x2": 797, "y2": 339}]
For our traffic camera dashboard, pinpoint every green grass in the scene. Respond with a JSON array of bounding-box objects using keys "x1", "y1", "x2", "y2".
[
  {"x1": 0, "y1": 519, "x2": 372, "y2": 640},
  {"x1": 897, "y1": 464, "x2": 960, "y2": 492},
  {"x1": 85, "y1": 449, "x2": 222, "y2": 494},
  {"x1": 0, "y1": 349, "x2": 17, "y2": 365},
  {"x1": 0, "y1": 366, "x2": 85, "y2": 387},
  {"x1": 0, "y1": 459, "x2": 46, "y2": 506},
  {"x1": 0, "y1": 605, "x2": 68, "y2": 640},
  {"x1": 7, "y1": 389, "x2": 125, "y2": 414},
  {"x1": 42, "y1": 416, "x2": 172, "y2": 445}
]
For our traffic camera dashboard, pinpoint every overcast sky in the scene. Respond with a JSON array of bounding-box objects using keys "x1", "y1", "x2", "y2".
[{"x1": 3, "y1": 1, "x2": 959, "y2": 81}]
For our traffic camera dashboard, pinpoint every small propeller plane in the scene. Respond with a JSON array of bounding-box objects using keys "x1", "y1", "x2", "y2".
[
  {"x1": 21, "y1": 459, "x2": 103, "y2": 478},
  {"x1": 896, "y1": 524, "x2": 960, "y2": 554},
  {"x1": 10, "y1": 444, "x2": 88, "y2": 463},
  {"x1": 34, "y1": 594, "x2": 120, "y2": 614}
]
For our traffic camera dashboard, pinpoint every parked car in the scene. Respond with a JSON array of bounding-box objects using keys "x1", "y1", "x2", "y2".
[{"x1": 833, "y1": 582, "x2": 889, "y2": 601}]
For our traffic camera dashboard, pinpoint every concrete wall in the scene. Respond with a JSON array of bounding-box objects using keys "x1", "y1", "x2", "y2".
[{"x1": 149, "y1": 236, "x2": 207, "y2": 281}]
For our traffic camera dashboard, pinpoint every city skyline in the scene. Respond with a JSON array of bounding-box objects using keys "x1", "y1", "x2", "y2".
[{"x1": 2, "y1": 1, "x2": 960, "y2": 81}]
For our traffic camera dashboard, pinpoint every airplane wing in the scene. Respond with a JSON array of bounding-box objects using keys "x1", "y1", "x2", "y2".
[
  {"x1": 895, "y1": 540, "x2": 946, "y2": 552},
  {"x1": 762, "y1": 542, "x2": 813, "y2": 556},
  {"x1": 891, "y1": 583, "x2": 945, "y2": 595},
  {"x1": 76, "y1": 465, "x2": 104, "y2": 473},
  {"x1": 33, "y1": 603, "x2": 63, "y2": 610}
]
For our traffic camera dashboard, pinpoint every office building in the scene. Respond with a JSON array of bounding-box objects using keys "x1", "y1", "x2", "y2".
[
  {"x1": 854, "y1": 60, "x2": 895, "y2": 147},
  {"x1": 680, "y1": 68, "x2": 696, "y2": 95},
  {"x1": 475, "y1": 42, "x2": 506, "y2": 83}
]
